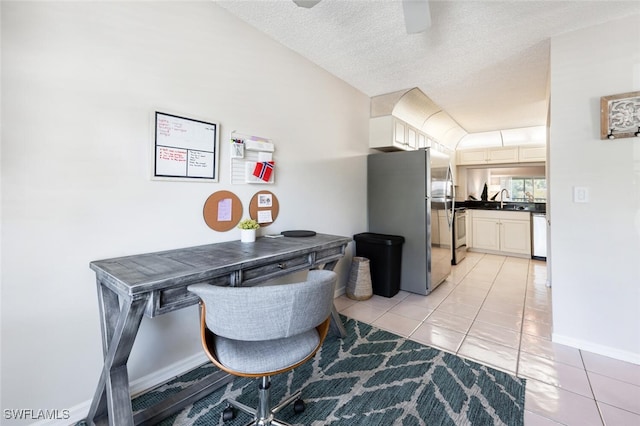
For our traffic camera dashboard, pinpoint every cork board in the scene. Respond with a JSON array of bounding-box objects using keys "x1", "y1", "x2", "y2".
[
  {"x1": 249, "y1": 191, "x2": 279, "y2": 227},
  {"x1": 203, "y1": 191, "x2": 243, "y2": 232}
]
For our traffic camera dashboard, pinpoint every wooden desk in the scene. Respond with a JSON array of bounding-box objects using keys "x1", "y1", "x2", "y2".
[{"x1": 85, "y1": 233, "x2": 351, "y2": 426}]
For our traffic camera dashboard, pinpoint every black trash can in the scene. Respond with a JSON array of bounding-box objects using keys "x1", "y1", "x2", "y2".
[{"x1": 353, "y1": 233, "x2": 405, "y2": 298}]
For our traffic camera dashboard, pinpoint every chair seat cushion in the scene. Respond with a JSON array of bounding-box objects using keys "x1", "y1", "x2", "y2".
[{"x1": 214, "y1": 328, "x2": 320, "y2": 374}]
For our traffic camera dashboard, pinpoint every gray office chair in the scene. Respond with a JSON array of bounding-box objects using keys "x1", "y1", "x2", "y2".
[{"x1": 188, "y1": 269, "x2": 337, "y2": 426}]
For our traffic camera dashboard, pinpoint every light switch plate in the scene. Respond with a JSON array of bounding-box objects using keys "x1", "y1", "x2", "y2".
[{"x1": 573, "y1": 186, "x2": 589, "y2": 203}]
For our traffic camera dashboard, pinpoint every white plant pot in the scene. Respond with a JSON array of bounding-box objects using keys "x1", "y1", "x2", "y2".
[{"x1": 240, "y1": 229, "x2": 256, "y2": 243}]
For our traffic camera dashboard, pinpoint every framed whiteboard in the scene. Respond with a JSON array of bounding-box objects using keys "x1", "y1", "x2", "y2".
[{"x1": 153, "y1": 111, "x2": 220, "y2": 181}]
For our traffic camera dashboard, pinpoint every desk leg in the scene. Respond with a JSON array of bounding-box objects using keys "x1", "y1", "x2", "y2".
[
  {"x1": 328, "y1": 306, "x2": 347, "y2": 338},
  {"x1": 86, "y1": 282, "x2": 148, "y2": 426},
  {"x1": 317, "y1": 260, "x2": 347, "y2": 338}
]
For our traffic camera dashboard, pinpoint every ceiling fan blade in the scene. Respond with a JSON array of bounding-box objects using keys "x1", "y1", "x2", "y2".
[
  {"x1": 403, "y1": 0, "x2": 431, "y2": 34},
  {"x1": 293, "y1": 0, "x2": 322, "y2": 8}
]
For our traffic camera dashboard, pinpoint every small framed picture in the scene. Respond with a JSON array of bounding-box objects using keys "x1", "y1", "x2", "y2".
[{"x1": 258, "y1": 193, "x2": 273, "y2": 208}]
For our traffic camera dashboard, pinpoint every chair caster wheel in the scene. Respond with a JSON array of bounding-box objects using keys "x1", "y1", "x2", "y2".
[
  {"x1": 222, "y1": 405, "x2": 235, "y2": 421},
  {"x1": 293, "y1": 398, "x2": 305, "y2": 414}
]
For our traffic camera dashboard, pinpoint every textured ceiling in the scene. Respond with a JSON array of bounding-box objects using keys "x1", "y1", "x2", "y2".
[{"x1": 216, "y1": 0, "x2": 640, "y2": 134}]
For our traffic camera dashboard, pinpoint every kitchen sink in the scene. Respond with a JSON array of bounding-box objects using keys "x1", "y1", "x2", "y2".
[
  {"x1": 462, "y1": 201, "x2": 545, "y2": 212},
  {"x1": 500, "y1": 205, "x2": 530, "y2": 211}
]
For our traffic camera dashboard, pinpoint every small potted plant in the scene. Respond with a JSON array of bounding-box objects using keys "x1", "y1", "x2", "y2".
[{"x1": 238, "y1": 218, "x2": 260, "y2": 243}]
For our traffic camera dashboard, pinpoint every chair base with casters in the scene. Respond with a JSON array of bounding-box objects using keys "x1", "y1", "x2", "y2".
[
  {"x1": 201, "y1": 315, "x2": 330, "y2": 426},
  {"x1": 221, "y1": 376, "x2": 305, "y2": 426},
  {"x1": 189, "y1": 270, "x2": 337, "y2": 426}
]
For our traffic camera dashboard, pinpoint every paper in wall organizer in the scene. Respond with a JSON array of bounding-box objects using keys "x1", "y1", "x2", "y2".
[
  {"x1": 245, "y1": 161, "x2": 275, "y2": 184},
  {"x1": 245, "y1": 140, "x2": 275, "y2": 152},
  {"x1": 253, "y1": 161, "x2": 274, "y2": 182}
]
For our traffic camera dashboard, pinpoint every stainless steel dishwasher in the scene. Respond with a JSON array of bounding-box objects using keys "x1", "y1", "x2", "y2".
[{"x1": 531, "y1": 212, "x2": 547, "y2": 260}]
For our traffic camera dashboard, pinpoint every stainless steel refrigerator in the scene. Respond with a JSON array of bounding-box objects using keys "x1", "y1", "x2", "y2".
[{"x1": 368, "y1": 148, "x2": 454, "y2": 295}]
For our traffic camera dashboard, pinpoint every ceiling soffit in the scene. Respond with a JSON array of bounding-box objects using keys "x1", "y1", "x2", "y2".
[
  {"x1": 371, "y1": 88, "x2": 547, "y2": 150},
  {"x1": 371, "y1": 88, "x2": 467, "y2": 149}
]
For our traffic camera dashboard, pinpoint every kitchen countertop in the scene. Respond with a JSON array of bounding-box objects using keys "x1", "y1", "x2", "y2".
[{"x1": 459, "y1": 200, "x2": 546, "y2": 213}]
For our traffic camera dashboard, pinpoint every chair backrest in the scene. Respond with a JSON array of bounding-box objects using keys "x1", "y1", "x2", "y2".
[{"x1": 188, "y1": 269, "x2": 337, "y2": 341}]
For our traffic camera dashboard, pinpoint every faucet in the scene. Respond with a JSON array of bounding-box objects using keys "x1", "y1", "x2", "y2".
[{"x1": 499, "y1": 188, "x2": 510, "y2": 209}]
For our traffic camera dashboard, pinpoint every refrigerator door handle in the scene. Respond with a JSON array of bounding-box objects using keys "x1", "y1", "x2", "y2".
[{"x1": 446, "y1": 164, "x2": 455, "y2": 228}]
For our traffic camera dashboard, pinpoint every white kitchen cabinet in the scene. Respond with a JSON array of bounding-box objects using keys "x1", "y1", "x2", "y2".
[
  {"x1": 489, "y1": 147, "x2": 519, "y2": 163},
  {"x1": 457, "y1": 149, "x2": 488, "y2": 165},
  {"x1": 519, "y1": 145, "x2": 546, "y2": 162},
  {"x1": 407, "y1": 127, "x2": 417, "y2": 149},
  {"x1": 500, "y1": 218, "x2": 531, "y2": 255},
  {"x1": 370, "y1": 116, "x2": 419, "y2": 151},
  {"x1": 470, "y1": 210, "x2": 531, "y2": 257},
  {"x1": 418, "y1": 132, "x2": 427, "y2": 148},
  {"x1": 457, "y1": 147, "x2": 519, "y2": 165},
  {"x1": 394, "y1": 120, "x2": 406, "y2": 146},
  {"x1": 472, "y1": 216, "x2": 500, "y2": 251},
  {"x1": 370, "y1": 116, "x2": 431, "y2": 152}
]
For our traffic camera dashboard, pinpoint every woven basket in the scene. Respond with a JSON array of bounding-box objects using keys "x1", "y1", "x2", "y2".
[{"x1": 346, "y1": 257, "x2": 373, "y2": 300}]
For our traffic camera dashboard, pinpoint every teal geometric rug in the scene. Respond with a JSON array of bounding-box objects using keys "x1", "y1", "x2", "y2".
[{"x1": 132, "y1": 317, "x2": 525, "y2": 426}]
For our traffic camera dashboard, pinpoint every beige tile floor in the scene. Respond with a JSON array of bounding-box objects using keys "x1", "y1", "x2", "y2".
[{"x1": 334, "y1": 252, "x2": 640, "y2": 425}]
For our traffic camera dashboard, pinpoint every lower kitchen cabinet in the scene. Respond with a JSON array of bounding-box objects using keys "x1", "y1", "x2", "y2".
[{"x1": 470, "y1": 210, "x2": 531, "y2": 257}]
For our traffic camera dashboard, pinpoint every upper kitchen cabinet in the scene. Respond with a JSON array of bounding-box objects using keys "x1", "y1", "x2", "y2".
[
  {"x1": 457, "y1": 145, "x2": 546, "y2": 165},
  {"x1": 369, "y1": 116, "x2": 431, "y2": 151},
  {"x1": 457, "y1": 146, "x2": 519, "y2": 165},
  {"x1": 456, "y1": 126, "x2": 547, "y2": 165},
  {"x1": 370, "y1": 116, "x2": 420, "y2": 151},
  {"x1": 518, "y1": 145, "x2": 546, "y2": 162}
]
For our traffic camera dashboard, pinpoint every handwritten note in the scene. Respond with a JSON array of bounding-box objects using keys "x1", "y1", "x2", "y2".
[
  {"x1": 156, "y1": 147, "x2": 188, "y2": 176},
  {"x1": 257, "y1": 210, "x2": 273, "y2": 223},
  {"x1": 217, "y1": 198, "x2": 232, "y2": 221}
]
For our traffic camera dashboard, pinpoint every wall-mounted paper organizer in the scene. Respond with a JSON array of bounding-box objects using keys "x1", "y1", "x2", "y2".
[{"x1": 230, "y1": 131, "x2": 276, "y2": 184}]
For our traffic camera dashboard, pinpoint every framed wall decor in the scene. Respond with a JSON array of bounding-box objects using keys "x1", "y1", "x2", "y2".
[
  {"x1": 153, "y1": 111, "x2": 220, "y2": 181},
  {"x1": 600, "y1": 91, "x2": 640, "y2": 140}
]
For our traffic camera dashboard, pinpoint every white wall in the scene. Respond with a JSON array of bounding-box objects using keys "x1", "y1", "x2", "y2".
[
  {"x1": 0, "y1": 1, "x2": 369, "y2": 423},
  {"x1": 549, "y1": 14, "x2": 640, "y2": 363}
]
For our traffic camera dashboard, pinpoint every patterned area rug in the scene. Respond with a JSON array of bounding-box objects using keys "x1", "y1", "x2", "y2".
[{"x1": 133, "y1": 317, "x2": 525, "y2": 426}]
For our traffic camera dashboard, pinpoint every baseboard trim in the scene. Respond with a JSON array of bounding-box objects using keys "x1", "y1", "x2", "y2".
[
  {"x1": 30, "y1": 352, "x2": 209, "y2": 426},
  {"x1": 129, "y1": 353, "x2": 209, "y2": 397},
  {"x1": 467, "y1": 248, "x2": 531, "y2": 259},
  {"x1": 552, "y1": 333, "x2": 640, "y2": 365}
]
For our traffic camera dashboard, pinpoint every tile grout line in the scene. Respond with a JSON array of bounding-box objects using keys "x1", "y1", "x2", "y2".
[
  {"x1": 438, "y1": 253, "x2": 486, "y2": 352},
  {"x1": 516, "y1": 259, "x2": 533, "y2": 377},
  {"x1": 579, "y1": 348, "x2": 607, "y2": 425},
  {"x1": 404, "y1": 253, "x2": 482, "y2": 347},
  {"x1": 454, "y1": 253, "x2": 502, "y2": 355}
]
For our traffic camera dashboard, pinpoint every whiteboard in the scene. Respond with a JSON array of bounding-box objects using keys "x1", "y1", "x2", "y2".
[{"x1": 153, "y1": 112, "x2": 219, "y2": 181}]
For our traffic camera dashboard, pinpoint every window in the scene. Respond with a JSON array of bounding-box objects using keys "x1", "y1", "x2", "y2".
[{"x1": 500, "y1": 177, "x2": 546, "y2": 202}]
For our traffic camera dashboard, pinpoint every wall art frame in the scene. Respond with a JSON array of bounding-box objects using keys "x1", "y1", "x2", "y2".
[{"x1": 600, "y1": 91, "x2": 640, "y2": 140}]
